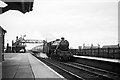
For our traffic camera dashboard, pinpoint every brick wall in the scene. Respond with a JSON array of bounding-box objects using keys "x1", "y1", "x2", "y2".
[
  {"x1": 0, "y1": 27, "x2": 6, "y2": 62},
  {"x1": 0, "y1": 27, "x2": 2, "y2": 62}
]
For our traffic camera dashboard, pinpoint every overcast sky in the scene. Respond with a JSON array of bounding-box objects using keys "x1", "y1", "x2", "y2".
[{"x1": 0, "y1": 0, "x2": 119, "y2": 49}]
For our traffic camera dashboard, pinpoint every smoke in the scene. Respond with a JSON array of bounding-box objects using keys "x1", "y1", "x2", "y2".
[
  {"x1": 41, "y1": 31, "x2": 56, "y2": 42},
  {"x1": 39, "y1": 52, "x2": 48, "y2": 58}
]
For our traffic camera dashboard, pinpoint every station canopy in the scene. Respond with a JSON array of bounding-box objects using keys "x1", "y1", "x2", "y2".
[{"x1": 1, "y1": 0, "x2": 34, "y2": 14}]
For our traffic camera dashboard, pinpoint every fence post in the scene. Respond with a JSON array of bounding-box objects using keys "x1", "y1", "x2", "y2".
[
  {"x1": 113, "y1": 48, "x2": 115, "y2": 59},
  {"x1": 108, "y1": 48, "x2": 109, "y2": 58},
  {"x1": 98, "y1": 48, "x2": 99, "y2": 57},
  {"x1": 119, "y1": 47, "x2": 120, "y2": 59},
  {"x1": 91, "y1": 48, "x2": 93, "y2": 57}
]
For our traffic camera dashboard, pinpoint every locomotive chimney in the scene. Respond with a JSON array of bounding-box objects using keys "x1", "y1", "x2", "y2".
[
  {"x1": 61, "y1": 37, "x2": 64, "y2": 40},
  {"x1": 16, "y1": 36, "x2": 18, "y2": 41}
]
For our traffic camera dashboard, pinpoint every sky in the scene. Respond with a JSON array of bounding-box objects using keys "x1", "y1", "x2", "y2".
[{"x1": 0, "y1": 0, "x2": 119, "y2": 49}]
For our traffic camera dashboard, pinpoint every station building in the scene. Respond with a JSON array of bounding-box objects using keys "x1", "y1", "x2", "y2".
[{"x1": 0, "y1": 26, "x2": 6, "y2": 62}]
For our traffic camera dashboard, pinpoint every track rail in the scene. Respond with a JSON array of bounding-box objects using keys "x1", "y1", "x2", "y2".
[
  {"x1": 62, "y1": 62, "x2": 120, "y2": 80},
  {"x1": 39, "y1": 58, "x2": 84, "y2": 80},
  {"x1": 38, "y1": 58, "x2": 116, "y2": 80}
]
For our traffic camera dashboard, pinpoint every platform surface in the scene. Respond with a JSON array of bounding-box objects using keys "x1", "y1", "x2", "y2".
[
  {"x1": 2, "y1": 53, "x2": 65, "y2": 80},
  {"x1": 74, "y1": 55, "x2": 120, "y2": 63}
]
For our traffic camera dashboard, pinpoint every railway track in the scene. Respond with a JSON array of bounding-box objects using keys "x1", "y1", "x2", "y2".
[
  {"x1": 62, "y1": 62, "x2": 120, "y2": 80},
  {"x1": 39, "y1": 58, "x2": 83, "y2": 80},
  {"x1": 37, "y1": 57, "x2": 119, "y2": 80}
]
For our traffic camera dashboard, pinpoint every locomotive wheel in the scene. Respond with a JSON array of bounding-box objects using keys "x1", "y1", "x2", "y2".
[
  {"x1": 70, "y1": 57, "x2": 74, "y2": 61},
  {"x1": 59, "y1": 57, "x2": 61, "y2": 60},
  {"x1": 68, "y1": 57, "x2": 70, "y2": 60},
  {"x1": 59, "y1": 57, "x2": 63, "y2": 61}
]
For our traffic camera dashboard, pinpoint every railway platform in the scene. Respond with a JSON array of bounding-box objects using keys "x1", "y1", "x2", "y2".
[
  {"x1": 2, "y1": 53, "x2": 65, "y2": 80},
  {"x1": 74, "y1": 55, "x2": 120, "y2": 63}
]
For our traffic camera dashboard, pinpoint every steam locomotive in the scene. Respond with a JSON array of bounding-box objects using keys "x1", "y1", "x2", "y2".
[{"x1": 31, "y1": 37, "x2": 73, "y2": 61}]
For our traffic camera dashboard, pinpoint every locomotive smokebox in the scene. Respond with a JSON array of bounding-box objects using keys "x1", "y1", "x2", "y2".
[{"x1": 59, "y1": 38, "x2": 69, "y2": 51}]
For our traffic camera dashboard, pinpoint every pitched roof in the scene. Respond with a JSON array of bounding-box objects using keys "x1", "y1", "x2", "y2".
[
  {"x1": 83, "y1": 46, "x2": 99, "y2": 49},
  {"x1": 83, "y1": 46, "x2": 91, "y2": 49},
  {"x1": 102, "y1": 45, "x2": 119, "y2": 48}
]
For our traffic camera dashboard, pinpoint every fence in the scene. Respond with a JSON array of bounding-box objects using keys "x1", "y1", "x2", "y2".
[{"x1": 69, "y1": 48, "x2": 120, "y2": 59}]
